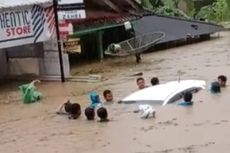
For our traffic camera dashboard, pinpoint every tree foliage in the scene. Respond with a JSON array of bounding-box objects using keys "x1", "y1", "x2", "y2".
[
  {"x1": 197, "y1": 0, "x2": 230, "y2": 21},
  {"x1": 140, "y1": 0, "x2": 191, "y2": 18},
  {"x1": 139, "y1": 0, "x2": 230, "y2": 21}
]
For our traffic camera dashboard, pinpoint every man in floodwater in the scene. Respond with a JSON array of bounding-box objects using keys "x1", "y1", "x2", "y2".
[
  {"x1": 136, "y1": 77, "x2": 147, "y2": 90},
  {"x1": 103, "y1": 90, "x2": 114, "y2": 103},
  {"x1": 178, "y1": 92, "x2": 193, "y2": 106},
  {"x1": 210, "y1": 81, "x2": 221, "y2": 94},
  {"x1": 217, "y1": 75, "x2": 227, "y2": 87},
  {"x1": 150, "y1": 77, "x2": 160, "y2": 86},
  {"x1": 134, "y1": 104, "x2": 156, "y2": 119}
]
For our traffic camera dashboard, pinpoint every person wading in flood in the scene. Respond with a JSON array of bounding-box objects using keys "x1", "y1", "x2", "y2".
[{"x1": 125, "y1": 21, "x2": 141, "y2": 63}]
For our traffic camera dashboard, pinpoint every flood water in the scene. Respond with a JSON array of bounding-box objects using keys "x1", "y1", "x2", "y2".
[{"x1": 0, "y1": 31, "x2": 230, "y2": 153}]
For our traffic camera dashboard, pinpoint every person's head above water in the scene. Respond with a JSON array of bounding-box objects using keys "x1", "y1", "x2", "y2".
[
  {"x1": 97, "y1": 107, "x2": 109, "y2": 122},
  {"x1": 150, "y1": 77, "x2": 159, "y2": 86},
  {"x1": 184, "y1": 92, "x2": 193, "y2": 102},
  {"x1": 64, "y1": 100, "x2": 72, "y2": 113},
  {"x1": 103, "y1": 90, "x2": 113, "y2": 102},
  {"x1": 211, "y1": 81, "x2": 221, "y2": 93},
  {"x1": 69, "y1": 103, "x2": 81, "y2": 119},
  {"x1": 136, "y1": 77, "x2": 146, "y2": 90},
  {"x1": 84, "y1": 107, "x2": 95, "y2": 120},
  {"x1": 218, "y1": 75, "x2": 227, "y2": 87}
]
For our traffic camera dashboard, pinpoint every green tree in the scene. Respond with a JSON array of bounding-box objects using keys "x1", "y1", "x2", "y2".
[{"x1": 197, "y1": 0, "x2": 230, "y2": 21}]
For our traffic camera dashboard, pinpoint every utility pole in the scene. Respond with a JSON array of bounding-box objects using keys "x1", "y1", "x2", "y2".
[{"x1": 53, "y1": 0, "x2": 65, "y2": 82}]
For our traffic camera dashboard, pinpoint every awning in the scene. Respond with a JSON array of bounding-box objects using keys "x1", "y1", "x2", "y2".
[{"x1": 72, "y1": 23, "x2": 124, "y2": 37}]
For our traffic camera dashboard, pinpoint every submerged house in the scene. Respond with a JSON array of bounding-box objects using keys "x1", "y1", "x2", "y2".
[
  {"x1": 67, "y1": 0, "x2": 145, "y2": 64},
  {"x1": 0, "y1": 0, "x2": 224, "y2": 81},
  {"x1": 67, "y1": 0, "x2": 224, "y2": 64}
]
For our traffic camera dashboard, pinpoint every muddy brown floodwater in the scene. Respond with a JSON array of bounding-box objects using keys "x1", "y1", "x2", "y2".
[{"x1": 0, "y1": 31, "x2": 230, "y2": 153}]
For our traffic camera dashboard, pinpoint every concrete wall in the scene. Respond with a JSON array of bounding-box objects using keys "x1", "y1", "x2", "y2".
[
  {"x1": 6, "y1": 43, "x2": 43, "y2": 76},
  {"x1": 40, "y1": 40, "x2": 70, "y2": 77},
  {"x1": 0, "y1": 40, "x2": 70, "y2": 80},
  {"x1": 0, "y1": 50, "x2": 7, "y2": 79}
]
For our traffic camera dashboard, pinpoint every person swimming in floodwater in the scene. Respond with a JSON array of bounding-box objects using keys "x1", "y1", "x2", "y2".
[
  {"x1": 210, "y1": 81, "x2": 221, "y2": 94},
  {"x1": 84, "y1": 106, "x2": 95, "y2": 120},
  {"x1": 97, "y1": 107, "x2": 109, "y2": 122},
  {"x1": 178, "y1": 92, "x2": 193, "y2": 106},
  {"x1": 56, "y1": 100, "x2": 81, "y2": 119},
  {"x1": 134, "y1": 104, "x2": 156, "y2": 119},
  {"x1": 217, "y1": 75, "x2": 227, "y2": 87},
  {"x1": 103, "y1": 90, "x2": 114, "y2": 103},
  {"x1": 136, "y1": 77, "x2": 148, "y2": 90},
  {"x1": 150, "y1": 77, "x2": 160, "y2": 86}
]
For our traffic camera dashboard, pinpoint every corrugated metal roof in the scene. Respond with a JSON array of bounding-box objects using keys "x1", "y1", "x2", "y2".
[{"x1": 0, "y1": 0, "x2": 52, "y2": 9}]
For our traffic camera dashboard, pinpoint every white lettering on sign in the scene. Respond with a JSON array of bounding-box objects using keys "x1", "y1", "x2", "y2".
[
  {"x1": 0, "y1": 5, "x2": 55, "y2": 49},
  {"x1": 58, "y1": 0, "x2": 84, "y2": 5},
  {"x1": 58, "y1": 10, "x2": 86, "y2": 20},
  {"x1": 0, "y1": 10, "x2": 31, "y2": 37}
]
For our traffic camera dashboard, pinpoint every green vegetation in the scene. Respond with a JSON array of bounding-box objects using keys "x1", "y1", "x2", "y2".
[
  {"x1": 138, "y1": 0, "x2": 230, "y2": 22},
  {"x1": 140, "y1": 0, "x2": 191, "y2": 19},
  {"x1": 197, "y1": 0, "x2": 230, "y2": 22}
]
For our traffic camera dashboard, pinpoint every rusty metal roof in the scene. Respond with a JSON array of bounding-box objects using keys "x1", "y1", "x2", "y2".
[{"x1": 70, "y1": 0, "x2": 144, "y2": 31}]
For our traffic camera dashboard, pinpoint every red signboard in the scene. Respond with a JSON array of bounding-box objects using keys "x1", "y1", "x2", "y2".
[{"x1": 58, "y1": 20, "x2": 74, "y2": 40}]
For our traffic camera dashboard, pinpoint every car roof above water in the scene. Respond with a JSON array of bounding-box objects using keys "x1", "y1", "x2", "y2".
[{"x1": 122, "y1": 80, "x2": 206, "y2": 105}]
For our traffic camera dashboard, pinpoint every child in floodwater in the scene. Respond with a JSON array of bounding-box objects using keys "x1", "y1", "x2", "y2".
[
  {"x1": 97, "y1": 107, "x2": 109, "y2": 122},
  {"x1": 178, "y1": 92, "x2": 193, "y2": 106},
  {"x1": 56, "y1": 100, "x2": 81, "y2": 119},
  {"x1": 134, "y1": 104, "x2": 156, "y2": 119}
]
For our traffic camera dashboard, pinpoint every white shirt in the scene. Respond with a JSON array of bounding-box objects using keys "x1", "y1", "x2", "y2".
[{"x1": 138, "y1": 104, "x2": 156, "y2": 119}]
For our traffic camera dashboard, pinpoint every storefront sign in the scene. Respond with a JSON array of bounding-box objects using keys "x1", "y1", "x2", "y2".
[
  {"x1": 58, "y1": 0, "x2": 84, "y2": 5},
  {"x1": 57, "y1": 0, "x2": 86, "y2": 20},
  {"x1": 58, "y1": 10, "x2": 86, "y2": 20},
  {"x1": 0, "y1": 5, "x2": 55, "y2": 49},
  {"x1": 63, "y1": 38, "x2": 81, "y2": 53}
]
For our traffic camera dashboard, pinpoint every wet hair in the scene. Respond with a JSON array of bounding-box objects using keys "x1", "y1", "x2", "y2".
[
  {"x1": 150, "y1": 77, "x2": 159, "y2": 86},
  {"x1": 211, "y1": 81, "x2": 221, "y2": 93},
  {"x1": 218, "y1": 75, "x2": 227, "y2": 82},
  {"x1": 103, "y1": 90, "x2": 112, "y2": 98},
  {"x1": 69, "y1": 103, "x2": 81, "y2": 119},
  {"x1": 136, "y1": 77, "x2": 144, "y2": 83},
  {"x1": 184, "y1": 92, "x2": 193, "y2": 102},
  {"x1": 64, "y1": 101, "x2": 72, "y2": 113},
  {"x1": 97, "y1": 107, "x2": 108, "y2": 121},
  {"x1": 84, "y1": 107, "x2": 95, "y2": 120}
]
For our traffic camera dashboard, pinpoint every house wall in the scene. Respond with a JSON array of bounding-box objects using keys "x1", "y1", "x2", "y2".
[
  {"x1": 40, "y1": 40, "x2": 70, "y2": 77},
  {"x1": 6, "y1": 43, "x2": 43, "y2": 76},
  {"x1": 3, "y1": 41, "x2": 70, "y2": 78}
]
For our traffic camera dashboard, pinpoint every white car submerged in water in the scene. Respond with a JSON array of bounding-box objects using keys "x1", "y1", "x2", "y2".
[{"x1": 122, "y1": 80, "x2": 206, "y2": 106}]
